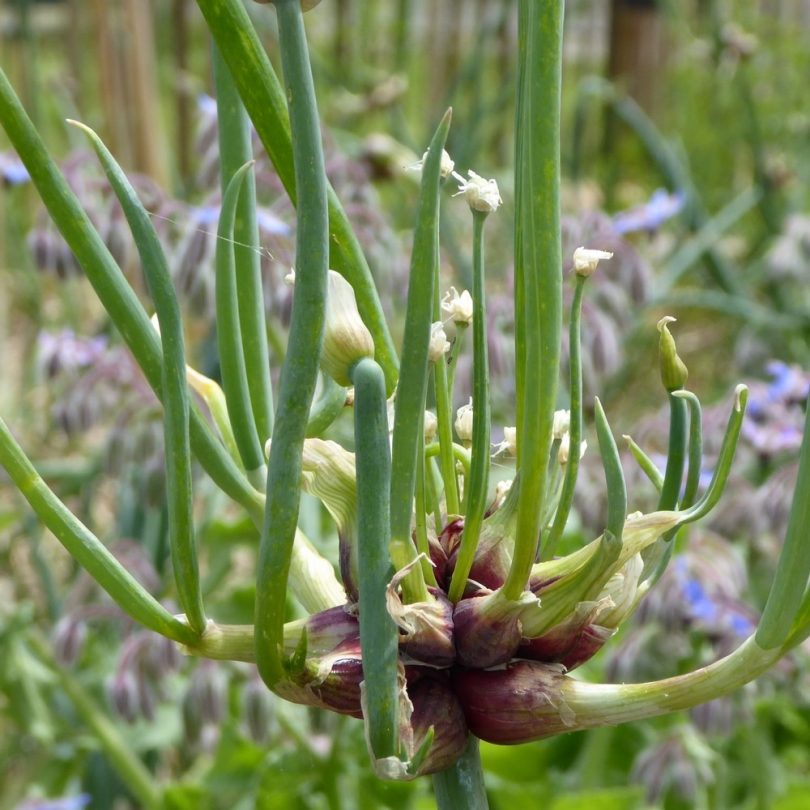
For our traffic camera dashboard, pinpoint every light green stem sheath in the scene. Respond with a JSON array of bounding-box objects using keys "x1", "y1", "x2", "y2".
[
  {"x1": 194, "y1": 0, "x2": 399, "y2": 393},
  {"x1": 432, "y1": 736, "x2": 489, "y2": 810},
  {"x1": 564, "y1": 636, "x2": 782, "y2": 729},
  {"x1": 255, "y1": 0, "x2": 329, "y2": 690},
  {"x1": 69, "y1": 120, "x2": 206, "y2": 634},
  {"x1": 449, "y1": 211, "x2": 490, "y2": 602},
  {"x1": 215, "y1": 162, "x2": 266, "y2": 477},
  {"x1": 0, "y1": 419, "x2": 195, "y2": 645},
  {"x1": 352, "y1": 358, "x2": 400, "y2": 760},
  {"x1": 757, "y1": 372, "x2": 810, "y2": 649},
  {"x1": 543, "y1": 274, "x2": 586, "y2": 560},
  {"x1": 29, "y1": 632, "x2": 161, "y2": 809},
  {"x1": 506, "y1": 0, "x2": 564, "y2": 600},
  {"x1": 389, "y1": 111, "x2": 452, "y2": 604},
  {"x1": 0, "y1": 68, "x2": 262, "y2": 517},
  {"x1": 213, "y1": 44, "x2": 274, "y2": 441}
]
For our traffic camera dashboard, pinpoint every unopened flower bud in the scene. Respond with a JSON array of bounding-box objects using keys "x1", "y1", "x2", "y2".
[
  {"x1": 53, "y1": 616, "x2": 87, "y2": 667},
  {"x1": 454, "y1": 399, "x2": 474, "y2": 443},
  {"x1": 454, "y1": 170, "x2": 502, "y2": 213},
  {"x1": 558, "y1": 434, "x2": 587, "y2": 465},
  {"x1": 321, "y1": 270, "x2": 375, "y2": 386},
  {"x1": 428, "y1": 321, "x2": 450, "y2": 363},
  {"x1": 408, "y1": 148, "x2": 455, "y2": 179},
  {"x1": 552, "y1": 409, "x2": 570, "y2": 440},
  {"x1": 572, "y1": 246, "x2": 613, "y2": 277},
  {"x1": 496, "y1": 426, "x2": 517, "y2": 456},
  {"x1": 657, "y1": 316, "x2": 689, "y2": 392},
  {"x1": 107, "y1": 671, "x2": 140, "y2": 724},
  {"x1": 441, "y1": 287, "x2": 473, "y2": 327},
  {"x1": 423, "y1": 410, "x2": 438, "y2": 443}
]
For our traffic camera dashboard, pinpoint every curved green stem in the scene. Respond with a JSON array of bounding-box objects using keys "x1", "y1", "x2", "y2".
[
  {"x1": 306, "y1": 374, "x2": 347, "y2": 437},
  {"x1": 213, "y1": 43, "x2": 274, "y2": 441},
  {"x1": 449, "y1": 210, "x2": 490, "y2": 602},
  {"x1": 0, "y1": 419, "x2": 196, "y2": 645},
  {"x1": 594, "y1": 397, "x2": 627, "y2": 543},
  {"x1": 216, "y1": 161, "x2": 266, "y2": 477},
  {"x1": 65, "y1": 120, "x2": 206, "y2": 634},
  {"x1": 543, "y1": 274, "x2": 586, "y2": 560},
  {"x1": 657, "y1": 393, "x2": 688, "y2": 512},
  {"x1": 255, "y1": 0, "x2": 329, "y2": 690},
  {"x1": 506, "y1": 0, "x2": 564, "y2": 600},
  {"x1": 352, "y1": 358, "x2": 400, "y2": 761},
  {"x1": 672, "y1": 389, "x2": 704, "y2": 509}
]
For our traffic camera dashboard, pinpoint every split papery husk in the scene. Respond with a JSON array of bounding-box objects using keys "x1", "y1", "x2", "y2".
[
  {"x1": 453, "y1": 589, "x2": 541, "y2": 669},
  {"x1": 386, "y1": 562, "x2": 455, "y2": 667},
  {"x1": 275, "y1": 637, "x2": 364, "y2": 718},
  {"x1": 453, "y1": 661, "x2": 575, "y2": 745},
  {"x1": 365, "y1": 670, "x2": 468, "y2": 780},
  {"x1": 300, "y1": 438, "x2": 359, "y2": 600}
]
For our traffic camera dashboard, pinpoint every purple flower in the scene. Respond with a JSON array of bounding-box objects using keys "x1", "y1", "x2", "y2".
[
  {"x1": 612, "y1": 188, "x2": 685, "y2": 235},
  {"x1": 15, "y1": 796, "x2": 91, "y2": 810},
  {"x1": 0, "y1": 151, "x2": 30, "y2": 186}
]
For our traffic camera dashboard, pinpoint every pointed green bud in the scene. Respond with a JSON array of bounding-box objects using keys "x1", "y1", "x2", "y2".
[
  {"x1": 321, "y1": 270, "x2": 375, "y2": 386},
  {"x1": 657, "y1": 316, "x2": 689, "y2": 392}
]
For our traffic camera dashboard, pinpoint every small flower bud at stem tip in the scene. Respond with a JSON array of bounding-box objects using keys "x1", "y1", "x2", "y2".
[
  {"x1": 573, "y1": 246, "x2": 613, "y2": 277},
  {"x1": 455, "y1": 399, "x2": 474, "y2": 443},
  {"x1": 441, "y1": 287, "x2": 473, "y2": 327},
  {"x1": 453, "y1": 170, "x2": 502, "y2": 213},
  {"x1": 657, "y1": 316, "x2": 689, "y2": 392}
]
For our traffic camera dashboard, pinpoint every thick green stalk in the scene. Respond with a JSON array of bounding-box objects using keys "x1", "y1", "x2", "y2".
[
  {"x1": 351, "y1": 358, "x2": 400, "y2": 761},
  {"x1": 213, "y1": 44, "x2": 274, "y2": 441},
  {"x1": 29, "y1": 632, "x2": 161, "y2": 809},
  {"x1": 673, "y1": 390, "x2": 704, "y2": 509},
  {"x1": 657, "y1": 394, "x2": 688, "y2": 512},
  {"x1": 0, "y1": 68, "x2": 262, "y2": 517},
  {"x1": 389, "y1": 110, "x2": 452, "y2": 603},
  {"x1": 70, "y1": 121, "x2": 206, "y2": 634},
  {"x1": 194, "y1": 0, "x2": 399, "y2": 393},
  {"x1": 449, "y1": 211, "x2": 490, "y2": 602},
  {"x1": 215, "y1": 162, "x2": 266, "y2": 477},
  {"x1": 255, "y1": 0, "x2": 329, "y2": 690},
  {"x1": 0, "y1": 419, "x2": 196, "y2": 645},
  {"x1": 543, "y1": 274, "x2": 586, "y2": 560},
  {"x1": 433, "y1": 349, "x2": 461, "y2": 517},
  {"x1": 432, "y1": 736, "x2": 488, "y2": 810},
  {"x1": 757, "y1": 378, "x2": 810, "y2": 649},
  {"x1": 506, "y1": 1, "x2": 564, "y2": 600}
]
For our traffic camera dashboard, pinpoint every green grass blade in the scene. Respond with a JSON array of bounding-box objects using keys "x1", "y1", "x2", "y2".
[
  {"x1": 594, "y1": 397, "x2": 628, "y2": 543},
  {"x1": 213, "y1": 43, "x2": 274, "y2": 442},
  {"x1": 69, "y1": 120, "x2": 206, "y2": 634},
  {"x1": 195, "y1": 0, "x2": 399, "y2": 392},
  {"x1": 216, "y1": 161, "x2": 266, "y2": 477}
]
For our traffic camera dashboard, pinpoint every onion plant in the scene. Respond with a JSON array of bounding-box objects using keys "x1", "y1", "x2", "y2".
[{"x1": 2, "y1": 1, "x2": 810, "y2": 807}]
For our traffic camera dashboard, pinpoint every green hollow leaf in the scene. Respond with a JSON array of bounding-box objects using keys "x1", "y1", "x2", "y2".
[
  {"x1": 213, "y1": 44, "x2": 274, "y2": 443},
  {"x1": 195, "y1": 0, "x2": 399, "y2": 393},
  {"x1": 69, "y1": 119, "x2": 206, "y2": 636},
  {"x1": 254, "y1": 0, "x2": 329, "y2": 691},
  {"x1": 216, "y1": 160, "x2": 266, "y2": 477},
  {"x1": 389, "y1": 108, "x2": 452, "y2": 603},
  {"x1": 594, "y1": 397, "x2": 627, "y2": 543},
  {"x1": 352, "y1": 358, "x2": 399, "y2": 761}
]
